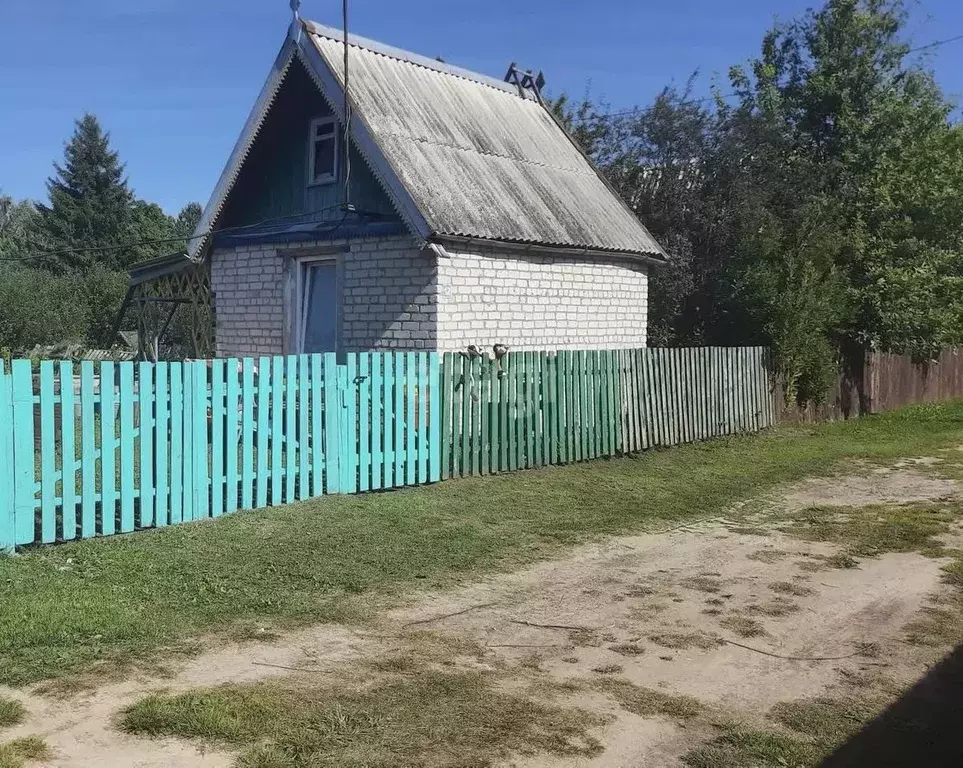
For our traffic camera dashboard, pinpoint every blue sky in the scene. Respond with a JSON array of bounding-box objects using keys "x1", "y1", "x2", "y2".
[{"x1": 1, "y1": 0, "x2": 961, "y2": 214}]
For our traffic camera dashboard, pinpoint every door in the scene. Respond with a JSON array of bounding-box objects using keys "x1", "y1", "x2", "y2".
[{"x1": 300, "y1": 261, "x2": 338, "y2": 353}]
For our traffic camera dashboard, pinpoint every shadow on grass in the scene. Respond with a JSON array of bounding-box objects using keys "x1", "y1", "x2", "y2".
[{"x1": 821, "y1": 642, "x2": 963, "y2": 767}]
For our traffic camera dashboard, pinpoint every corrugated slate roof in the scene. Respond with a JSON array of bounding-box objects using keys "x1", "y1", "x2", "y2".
[{"x1": 303, "y1": 22, "x2": 665, "y2": 259}]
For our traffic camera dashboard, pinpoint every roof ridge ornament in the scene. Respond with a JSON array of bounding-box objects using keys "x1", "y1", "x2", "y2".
[
  {"x1": 504, "y1": 62, "x2": 546, "y2": 101},
  {"x1": 289, "y1": 0, "x2": 302, "y2": 43}
]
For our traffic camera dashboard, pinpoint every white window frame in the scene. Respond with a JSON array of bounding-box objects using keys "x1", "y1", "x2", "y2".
[
  {"x1": 307, "y1": 116, "x2": 339, "y2": 187},
  {"x1": 283, "y1": 250, "x2": 340, "y2": 354}
]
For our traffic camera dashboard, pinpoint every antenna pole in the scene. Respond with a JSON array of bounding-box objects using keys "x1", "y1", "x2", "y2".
[{"x1": 342, "y1": 0, "x2": 352, "y2": 209}]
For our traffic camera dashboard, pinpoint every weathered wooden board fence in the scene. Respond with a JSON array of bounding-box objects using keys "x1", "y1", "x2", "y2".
[
  {"x1": 0, "y1": 352, "x2": 439, "y2": 552},
  {"x1": 438, "y1": 347, "x2": 774, "y2": 479},
  {"x1": 1, "y1": 346, "x2": 774, "y2": 552}
]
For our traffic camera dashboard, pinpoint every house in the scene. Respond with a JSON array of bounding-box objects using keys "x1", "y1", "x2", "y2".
[{"x1": 192, "y1": 16, "x2": 666, "y2": 358}]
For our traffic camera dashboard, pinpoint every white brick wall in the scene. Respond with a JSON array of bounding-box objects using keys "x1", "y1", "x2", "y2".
[
  {"x1": 436, "y1": 243, "x2": 648, "y2": 350},
  {"x1": 211, "y1": 234, "x2": 436, "y2": 357},
  {"x1": 211, "y1": 235, "x2": 648, "y2": 356}
]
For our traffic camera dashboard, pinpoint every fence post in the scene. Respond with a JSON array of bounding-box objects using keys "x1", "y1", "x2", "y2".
[{"x1": 0, "y1": 362, "x2": 13, "y2": 554}]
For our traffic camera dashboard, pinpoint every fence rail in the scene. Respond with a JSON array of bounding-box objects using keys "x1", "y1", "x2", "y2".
[{"x1": 1, "y1": 346, "x2": 775, "y2": 552}]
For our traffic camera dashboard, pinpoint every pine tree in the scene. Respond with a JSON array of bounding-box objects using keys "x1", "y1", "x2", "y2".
[{"x1": 37, "y1": 113, "x2": 134, "y2": 272}]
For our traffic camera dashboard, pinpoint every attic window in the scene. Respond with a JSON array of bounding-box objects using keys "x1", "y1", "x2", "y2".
[{"x1": 308, "y1": 116, "x2": 339, "y2": 185}]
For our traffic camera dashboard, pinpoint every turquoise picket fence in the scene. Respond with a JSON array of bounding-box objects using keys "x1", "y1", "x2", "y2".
[
  {"x1": 0, "y1": 352, "x2": 440, "y2": 552},
  {"x1": 0, "y1": 346, "x2": 775, "y2": 553}
]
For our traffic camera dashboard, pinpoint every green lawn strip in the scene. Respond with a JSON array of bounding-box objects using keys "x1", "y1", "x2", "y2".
[
  {"x1": 119, "y1": 669, "x2": 604, "y2": 768},
  {"x1": 1, "y1": 401, "x2": 962, "y2": 686}
]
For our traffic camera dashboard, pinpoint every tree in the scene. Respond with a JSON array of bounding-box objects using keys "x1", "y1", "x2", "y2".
[
  {"x1": 175, "y1": 201, "x2": 203, "y2": 240},
  {"x1": 36, "y1": 113, "x2": 134, "y2": 272},
  {"x1": 0, "y1": 193, "x2": 42, "y2": 259}
]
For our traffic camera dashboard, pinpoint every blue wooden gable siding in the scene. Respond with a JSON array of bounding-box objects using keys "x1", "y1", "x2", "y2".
[{"x1": 219, "y1": 58, "x2": 397, "y2": 230}]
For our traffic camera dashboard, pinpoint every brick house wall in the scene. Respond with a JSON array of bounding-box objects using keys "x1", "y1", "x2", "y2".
[
  {"x1": 211, "y1": 234, "x2": 648, "y2": 357},
  {"x1": 435, "y1": 243, "x2": 648, "y2": 350}
]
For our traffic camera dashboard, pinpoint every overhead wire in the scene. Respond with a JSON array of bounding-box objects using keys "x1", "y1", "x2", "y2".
[{"x1": 0, "y1": 204, "x2": 350, "y2": 263}]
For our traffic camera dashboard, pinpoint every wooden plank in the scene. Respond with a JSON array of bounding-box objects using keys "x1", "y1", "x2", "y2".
[
  {"x1": 211, "y1": 359, "x2": 225, "y2": 516},
  {"x1": 418, "y1": 352, "x2": 429, "y2": 484},
  {"x1": 540, "y1": 353, "x2": 550, "y2": 466},
  {"x1": 11, "y1": 361, "x2": 35, "y2": 545},
  {"x1": 489, "y1": 356, "x2": 500, "y2": 472},
  {"x1": 225, "y1": 359, "x2": 240, "y2": 513},
  {"x1": 602, "y1": 351, "x2": 613, "y2": 456},
  {"x1": 428, "y1": 352, "x2": 441, "y2": 482},
  {"x1": 563, "y1": 351, "x2": 574, "y2": 463},
  {"x1": 270, "y1": 356, "x2": 284, "y2": 504},
  {"x1": 440, "y1": 353, "x2": 452, "y2": 480},
  {"x1": 155, "y1": 363, "x2": 169, "y2": 527},
  {"x1": 323, "y1": 353, "x2": 341, "y2": 494},
  {"x1": 241, "y1": 359, "x2": 255, "y2": 508},
  {"x1": 39, "y1": 361, "x2": 56, "y2": 542},
  {"x1": 499, "y1": 355, "x2": 509, "y2": 471},
  {"x1": 298, "y1": 355, "x2": 310, "y2": 499},
  {"x1": 255, "y1": 357, "x2": 270, "y2": 508},
  {"x1": 406, "y1": 352, "x2": 416, "y2": 486},
  {"x1": 358, "y1": 354, "x2": 370, "y2": 492},
  {"x1": 507, "y1": 353, "x2": 518, "y2": 472},
  {"x1": 371, "y1": 354, "x2": 383, "y2": 490},
  {"x1": 169, "y1": 362, "x2": 184, "y2": 525},
  {"x1": 532, "y1": 353, "x2": 542, "y2": 467},
  {"x1": 309, "y1": 355, "x2": 323, "y2": 497},
  {"x1": 524, "y1": 352, "x2": 534, "y2": 468},
  {"x1": 193, "y1": 361, "x2": 210, "y2": 520},
  {"x1": 118, "y1": 362, "x2": 135, "y2": 532},
  {"x1": 459, "y1": 354, "x2": 471, "y2": 476},
  {"x1": 100, "y1": 362, "x2": 117, "y2": 535},
  {"x1": 382, "y1": 353, "x2": 395, "y2": 488},
  {"x1": 394, "y1": 352, "x2": 405, "y2": 487},
  {"x1": 546, "y1": 353, "x2": 556, "y2": 465},
  {"x1": 60, "y1": 361, "x2": 78, "y2": 539},
  {"x1": 0, "y1": 365, "x2": 12, "y2": 553},
  {"x1": 467, "y1": 355, "x2": 478, "y2": 476},
  {"x1": 344, "y1": 354, "x2": 359, "y2": 493},
  {"x1": 479, "y1": 358, "x2": 490, "y2": 475},
  {"x1": 284, "y1": 356, "x2": 298, "y2": 502},
  {"x1": 181, "y1": 363, "x2": 194, "y2": 523},
  {"x1": 137, "y1": 362, "x2": 153, "y2": 528}
]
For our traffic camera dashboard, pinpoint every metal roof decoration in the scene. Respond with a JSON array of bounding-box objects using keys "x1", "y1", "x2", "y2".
[{"x1": 191, "y1": 19, "x2": 666, "y2": 262}]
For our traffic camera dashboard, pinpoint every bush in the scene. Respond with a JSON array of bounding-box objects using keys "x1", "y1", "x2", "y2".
[{"x1": 0, "y1": 267, "x2": 88, "y2": 353}]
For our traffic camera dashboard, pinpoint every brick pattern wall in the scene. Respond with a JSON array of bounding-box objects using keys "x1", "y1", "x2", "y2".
[
  {"x1": 211, "y1": 236, "x2": 648, "y2": 356},
  {"x1": 211, "y1": 234, "x2": 437, "y2": 358},
  {"x1": 436, "y1": 244, "x2": 648, "y2": 350}
]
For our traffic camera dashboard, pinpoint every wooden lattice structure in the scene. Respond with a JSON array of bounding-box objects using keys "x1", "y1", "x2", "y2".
[{"x1": 115, "y1": 253, "x2": 214, "y2": 361}]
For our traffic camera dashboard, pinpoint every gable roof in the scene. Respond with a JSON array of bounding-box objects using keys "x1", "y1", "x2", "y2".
[{"x1": 192, "y1": 20, "x2": 666, "y2": 262}]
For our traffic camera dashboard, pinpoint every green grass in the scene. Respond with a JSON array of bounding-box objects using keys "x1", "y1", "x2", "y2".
[
  {"x1": 0, "y1": 698, "x2": 24, "y2": 730},
  {"x1": 120, "y1": 669, "x2": 604, "y2": 768},
  {"x1": 3, "y1": 401, "x2": 963, "y2": 685},
  {"x1": 683, "y1": 724, "x2": 819, "y2": 767},
  {"x1": 594, "y1": 678, "x2": 702, "y2": 720},
  {"x1": 0, "y1": 737, "x2": 50, "y2": 768}
]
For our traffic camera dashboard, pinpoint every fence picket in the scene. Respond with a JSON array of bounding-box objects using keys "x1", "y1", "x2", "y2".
[
  {"x1": 323, "y1": 352, "x2": 340, "y2": 494},
  {"x1": 155, "y1": 363, "x2": 169, "y2": 526},
  {"x1": 11, "y1": 361, "x2": 34, "y2": 545},
  {"x1": 39, "y1": 362, "x2": 56, "y2": 542},
  {"x1": 405, "y1": 352, "x2": 417, "y2": 486},
  {"x1": 0, "y1": 364, "x2": 12, "y2": 553},
  {"x1": 211, "y1": 359, "x2": 225, "y2": 516},
  {"x1": 226, "y1": 359, "x2": 240, "y2": 513},
  {"x1": 428, "y1": 353, "x2": 441, "y2": 482},
  {"x1": 359, "y1": 354, "x2": 370, "y2": 493},
  {"x1": 394, "y1": 353, "x2": 405, "y2": 487},
  {"x1": 371, "y1": 354, "x2": 382, "y2": 490},
  {"x1": 255, "y1": 357, "x2": 269, "y2": 508},
  {"x1": 383, "y1": 353, "x2": 395, "y2": 488},
  {"x1": 241, "y1": 359, "x2": 255, "y2": 509},
  {"x1": 61, "y1": 361, "x2": 77, "y2": 539},
  {"x1": 118, "y1": 362, "x2": 135, "y2": 532},
  {"x1": 308, "y1": 355, "x2": 322, "y2": 497}
]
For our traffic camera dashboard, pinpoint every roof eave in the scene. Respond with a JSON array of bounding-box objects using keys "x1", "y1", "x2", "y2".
[{"x1": 430, "y1": 233, "x2": 667, "y2": 268}]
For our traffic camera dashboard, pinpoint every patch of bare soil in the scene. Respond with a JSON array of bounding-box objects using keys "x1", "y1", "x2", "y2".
[
  {"x1": 4, "y1": 466, "x2": 959, "y2": 767},
  {"x1": 780, "y1": 465, "x2": 957, "y2": 509}
]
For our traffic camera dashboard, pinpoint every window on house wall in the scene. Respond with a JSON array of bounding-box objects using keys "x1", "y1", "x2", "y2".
[
  {"x1": 308, "y1": 117, "x2": 339, "y2": 185},
  {"x1": 288, "y1": 254, "x2": 338, "y2": 354}
]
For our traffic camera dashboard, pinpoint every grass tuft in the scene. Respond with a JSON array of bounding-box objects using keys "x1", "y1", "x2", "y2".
[
  {"x1": 121, "y1": 668, "x2": 604, "y2": 767},
  {"x1": 682, "y1": 724, "x2": 818, "y2": 768},
  {"x1": 0, "y1": 736, "x2": 50, "y2": 768},
  {"x1": 648, "y1": 632, "x2": 721, "y2": 650},
  {"x1": 769, "y1": 580, "x2": 815, "y2": 597},
  {"x1": 720, "y1": 616, "x2": 767, "y2": 638},
  {"x1": 0, "y1": 699, "x2": 25, "y2": 730},
  {"x1": 595, "y1": 678, "x2": 702, "y2": 720}
]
